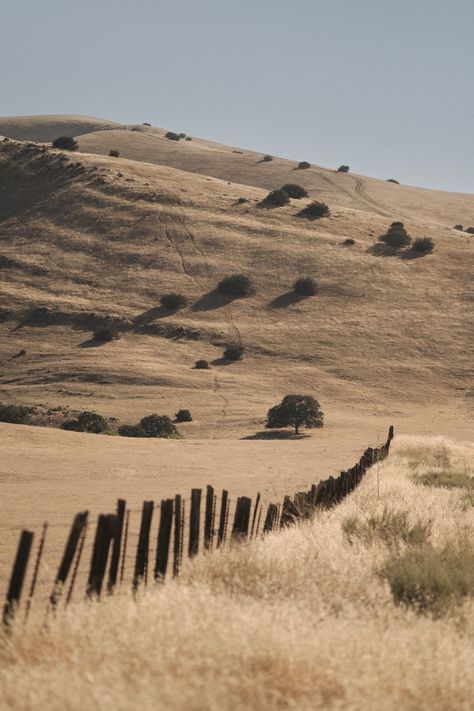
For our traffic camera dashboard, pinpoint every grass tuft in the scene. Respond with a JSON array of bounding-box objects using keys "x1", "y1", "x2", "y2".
[
  {"x1": 342, "y1": 508, "x2": 432, "y2": 548},
  {"x1": 413, "y1": 470, "x2": 474, "y2": 490}
]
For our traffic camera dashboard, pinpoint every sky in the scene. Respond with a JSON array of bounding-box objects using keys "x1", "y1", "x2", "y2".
[{"x1": 1, "y1": 0, "x2": 473, "y2": 192}]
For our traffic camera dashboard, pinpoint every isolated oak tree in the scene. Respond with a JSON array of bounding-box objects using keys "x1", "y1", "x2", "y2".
[{"x1": 266, "y1": 394, "x2": 324, "y2": 435}]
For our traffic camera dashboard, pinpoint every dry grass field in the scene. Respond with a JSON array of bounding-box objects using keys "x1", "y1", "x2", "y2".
[{"x1": 1, "y1": 435, "x2": 473, "y2": 711}]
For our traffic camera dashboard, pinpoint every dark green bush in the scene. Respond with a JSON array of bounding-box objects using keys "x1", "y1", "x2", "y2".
[
  {"x1": 52, "y1": 136, "x2": 78, "y2": 151},
  {"x1": 297, "y1": 201, "x2": 330, "y2": 219},
  {"x1": 294, "y1": 277, "x2": 317, "y2": 296},
  {"x1": 262, "y1": 154, "x2": 273, "y2": 162},
  {"x1": 223, "y1": 344, "x2": 244, "y2": 361},
  {"x1": 175, "y1": 409, "x2": 192, "y2": 422},
  {"x1": 412, "y1": 237, "x2": 435, "y2": 254},
  {"x1": 165, "y1": 131, "x2": 180, "y2": 141},
  {"x1": 0, "y1": 403, "x2": 30, "y2": 424},
  {"x1": 466, "y1": 227, "x2": 474, "y2": 234},
  {"x1": 343, "y1": 238, "x2": 355, "y2": 246},
  {"x1": 280, "y1": 184, "x2": 308, "y2": 199},
  {"x1": 379, "y1": 222, "x2": 412, "y2": 250},
  {"x1": 160, "y1": 292, "x2": 187, "y2": 311},
  {"x1": 387, "y1": 178, "x2": 400, "y2": 184},
  {"x1": 178, "y1": 133, "x2": 186, "y2": 139},
  {"x1": 194, "y1": 359, "x2": 210, "y2": 370},
  {"x1": 139, "y1": 414, "x2": 180, "y2": 438},
  {"x1": 337, "y1": 165, "x2": 350, "y2": 173},
  {"x1": 297, "y1": 161, "x2": 311, "y2": 170},
  {"x1": 217, "y1": 274, "x2": 253, "y2": 297},
  {"x1": 454, "y1": 224, "x2": 464, "y2": 231},
  {"x1": 93, "y1": 325, "x2": 120, "y2": 342},
  {"x1": 185, "y1": 136, "x2": 192, "y2": 141},
  {"x1": 118, "y1": 423, "x2": 147, "y2": 437},
  {"x1": 260, "y1": 189, "x2": 290, "y2": 207},
  {"x1": 109, "y1": 150, "x2": 120, "y2": 158},
  {"x1": 61, "y1": 411, "x2": 108, "y2": 434}
]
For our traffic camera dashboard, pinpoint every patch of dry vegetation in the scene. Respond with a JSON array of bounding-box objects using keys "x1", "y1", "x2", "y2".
[{"x1": 1, "y1": 435, "x2": 473, "y2": 710}]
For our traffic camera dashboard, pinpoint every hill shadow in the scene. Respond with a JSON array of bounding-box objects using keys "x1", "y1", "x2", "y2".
[
  {"x1": 241, "y1": 430, "x2": 309, "y2": 440},
  {"x1": 191, "y1": 290, "x2": 235, "y2": 312},
  {"x1": 267, "y1": 291, "x2": 305, "y2": 309}
]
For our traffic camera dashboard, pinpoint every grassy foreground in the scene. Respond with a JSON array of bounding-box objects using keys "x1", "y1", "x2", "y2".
[{"x1": 1, "y1": 435, "x2": 473, "y2": 710}]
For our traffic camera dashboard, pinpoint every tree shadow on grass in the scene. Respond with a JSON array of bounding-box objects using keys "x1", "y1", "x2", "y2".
[
  {"x1": 400, "y1": 248, "x2": 428, "y2": 260},
  {"x1": 267, "y1": 291, "x2": 306, "y2": 309},
  {"x1": 367, "y1": 243, "x2": 399, "y2": 257},
  {"x1": 191, "y1": 290, "x2": 236, "y2": 312},
  {"x1": 241, "y1": 430, "x2": 310, "y2": 440},
  {"x1": 133, "y1": 306, "x2": 170, "y2": 326},
  {"x1": 210, "y1": 357, "x2": 238, "y2": 366},
  {"x1": 78, "y1": 337, "x2": 107, "y2": 349}
]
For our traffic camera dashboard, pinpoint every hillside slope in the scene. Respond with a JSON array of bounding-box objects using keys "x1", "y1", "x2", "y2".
[
  {"x1": 0, "y1": 114, "x2": 123, "y2": 142},
  {"x1": 0, "y1": 125, "x2": 473, "y2": 441}
]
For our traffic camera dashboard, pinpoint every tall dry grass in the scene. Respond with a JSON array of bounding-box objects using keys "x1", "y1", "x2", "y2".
[{"x1": 0, "y1": 435, "x2": 473, "y2": 710}]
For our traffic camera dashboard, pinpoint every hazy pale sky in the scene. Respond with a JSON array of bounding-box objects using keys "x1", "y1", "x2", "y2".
[{"x1": 1, "y1": 0, "x2": 473, "y2": 192}]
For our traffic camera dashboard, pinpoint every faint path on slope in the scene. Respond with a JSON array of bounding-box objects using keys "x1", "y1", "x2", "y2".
[{"x1": 318, "y1": 172, "x2": 390, "y2": 218}]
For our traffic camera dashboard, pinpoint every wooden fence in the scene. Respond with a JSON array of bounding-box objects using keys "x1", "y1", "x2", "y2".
[{"x1": 2, "y1": 426, "x2": 394, "y2": 629}]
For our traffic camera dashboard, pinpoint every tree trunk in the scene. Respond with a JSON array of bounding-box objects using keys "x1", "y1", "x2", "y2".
[{"x1": 294, "y1": 423, "x2": 299, "y2": 435}]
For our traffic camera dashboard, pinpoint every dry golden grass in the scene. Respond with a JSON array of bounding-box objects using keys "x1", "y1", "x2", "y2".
[{"x1": 1, "y1": 435, "x2": 473, "y2": 711}]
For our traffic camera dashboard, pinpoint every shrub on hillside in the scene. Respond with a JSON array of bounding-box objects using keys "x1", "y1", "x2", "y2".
[
  {"x1": 185, "y1": 136, "x2": 192, "y2": 141},
  {"x1": 194, "y1": 359, "x2": 210, "y2": 370},
  {"x1": 52, "y1": 136, "x2": 78, "y2": 151},
  {"x1": 337, "y1": 165, "x2": 350, "y2": 173},
  {"x1": 260, "y1": 189, "x2": 290, "y2": 207},
  {"x1": 297, "y1": 161, "x2": 311, "y2": 170},
  {"x1": 61, "y1": 411, "x2": 108, "y2": 434},
  {"x1": 217, "y1": 274, "x2": 253, "y2": 297},
  {"x1": 266, "y1": 394, "x2": 324, "y2": 435},
  {"x1": 466, "y1": 227, "x2": 474, "y2": 234},
  {"x1": 262, "y1": 154, "x2": 273, "y2": 162},
  {"x1": 223, "y1": 344, "x2": 244, "y2": 361},
  {"x1": 412, "y1": 237, "x2": 435, "y2": 254},
  {"x1": 139, "y1": 414, "x2": 180, "y2": 438},
  {"x1": 297, "y1": 201, "x2": 330, "y2": 219},
  {"x1": 343, "y1": 238, "x2": 356, "y2": 246},
  {"x1": 109, "y1": 150, "x2": 120, "y2": 158},
  {"x1": 454, "y1": 224, "x2": 464, "y2": 231},
  {"x1": 93, "y1": 324, "x2": 120, "y2": 342},
  {"x1": 293, "y1": 277, "x2": 317, "y2": 296},
  {"x1": 378, "y1": 222, "x2": 412, "y2": 250},
  {"x1": 165, "y1": 131, "x2": 180, "y2": 141},
  {"x1": 280, "y1": 184, "x2": 308, "y2": 199},
  {"x1": 175, "y1": 409, "x2": 193, "y2": 422},
  {"x1": 179, "y1": 133, "x2": 186, "y2": 139},
  {"x1": 387, "y1": 178, "x2": 400, "y2": 184},
  {"x1": 160, "y1": 292, "x2": 187, "y2": 311},
  {"x1": 118, "y1": 423, "x2": 147, "y2": 437},
  {"x1": 0, "y1": 403, "x2": 30, "y2": 424}
]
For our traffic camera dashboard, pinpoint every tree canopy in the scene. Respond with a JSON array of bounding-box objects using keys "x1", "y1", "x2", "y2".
[{"x1": 266, "y1": 394, "x2": 324, "y2": 435}]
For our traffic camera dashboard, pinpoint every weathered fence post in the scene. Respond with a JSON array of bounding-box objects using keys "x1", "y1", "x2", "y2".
[
  {"x1": 204, "y1": 485, "x2": 214, "y2": 550},
  {"x1": 66, "y1": 522, "x2": 88, "y2": 606},
  {"x1": 188, "y1": 489, "x2": 202, "y2": 558},
  {"x1": 280, "y1": 495, "x2": 299, "y2": 527},
  {"x1": 263, "y1": 503, "x2": 278, "y2": 532},
  {"x1": 3, "y1": 530, "x2": 34, "y2": 628},
  {"x1": 87, "y1": 514, "x2": 116, "y2": 598},
  {"x1": 232, "y1": 496, "x2": 252, "y2": 539},
  {"x1": 173, "y1": 494, "x2": 182, "y2": 577},
  {"x1": 217, "y1": 490, "x2": 229, "y2": 547},
  {"x1": 155, "y1": 499, "x2": 173, "y2": 581},
  {"x1": 50, "y1": 512, "x2": 88, "y2": 608},
  {"x1": 250, "y1": 492, "x2": 261, "y2": 538},
  {"x1": 108, "y1": 498, "x2": 126, "y2": 593},
  {"x1": 133, "y1": 501, "x2": 154, "y2": 590},
  {"x1": 25, "y1": 522, "x2": 47, "y2": 621},
  {"x1": 120, "y1": 509, "x2": 130, "y2": 585}
]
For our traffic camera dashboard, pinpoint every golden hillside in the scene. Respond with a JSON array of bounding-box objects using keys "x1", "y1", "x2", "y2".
[{"x1": 0, "y1": 116, "x2": 473, "y2": 442}]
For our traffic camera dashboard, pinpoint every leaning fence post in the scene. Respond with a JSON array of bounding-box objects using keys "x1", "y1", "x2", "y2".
[
  {"x1": 217, "y1": 490, "x2": 229, "y2": 548},
  {"x1": 204, "y1": 485, "x2": 214, "y2": 550},
  {"x1": 25, "y1": 522, "x2": 47, "y2": 622},
  {"x1": 3, "y1": 530, "x2": 34, "y2": 628},
  {"x1": 133, "y1": 501, "x2": 154, "y2": 590},
  {"x1": 263, "y1": 503, "x2": 278, "y2": 532},
  {"x1": 188, "y1": 489, "x2": 202, "y2": 558},
  {"x1": 50, "y1": 511, "x2": 88, "y2": 608},
  {"x1": 155, "y1": 499, "x2": 173, "y2": 581},
  {"x1": 120, "y1": 509, "x2": 130, "y2": 585},
  {"x1": 250, "y1": 492, "x2": 261, "y2": 538},
  {"x1": 87, "y1": 514, "x2": 116, "y2": 598},
  {"x1": 108, "y1": 499, "x2": 126, "y2": 593},
  {"x1": 173, "y1": 495, "x2": 182, "y2": 577}
]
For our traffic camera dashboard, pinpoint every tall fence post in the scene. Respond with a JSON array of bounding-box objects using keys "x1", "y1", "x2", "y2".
[
  {"x1": 50, "y1": 511, "x2": 88, "y2": 608},
  {"x1": 188, "y1": 489, "x2": 202, "y2": 558},
  {"x1": 263, "y1": 503, "x2": 278, "y2": 533},
  {"x1": 217, "y1": 490, "x2": 229, "y2": 547},
  {"x1": 87, "y1": 514, "x2": 116, "y2": 598},
  {"x1": 3, "y1": 530, "x2": 34, "y2": 628},
  {"x1": 250, "y1": 492, "x2": 261, "y2": 538},
  {"x1": 155, "y1": 499, "x2": 173, "y2": 581},
  {"x1": 173, "y1": 494, "x2": 182, "y2": 577},
  {"x1": 133, "y1": 501, "x2": 154, "y2": 590},
  {"x1": 204, "y1": 485, "x2": 214, "y2": 550},
  {"x1": 108, "y1": 499, "x2": 126, "y2": 593},
  {"x1": 25, "y1": 522, "x2": 47, "y2": 621}
]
